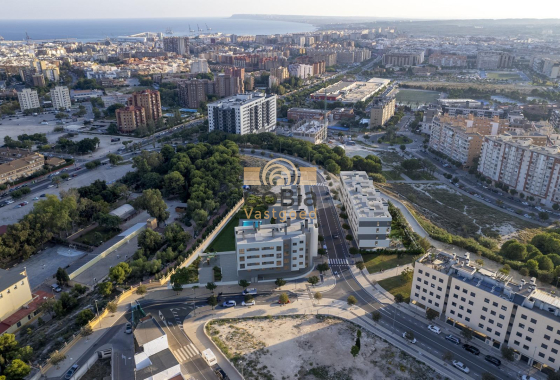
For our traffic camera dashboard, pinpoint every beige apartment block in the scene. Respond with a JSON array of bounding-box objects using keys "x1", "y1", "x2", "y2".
[
  {"x1": 0, "y1": 269, "x2": 33, "y2": 322},
  {"x1": 370, "y1": 97, "x2": 396, "y2": 128},
  {"x1": 0, "y1": 152, "x2": 44, "y2": 185}
]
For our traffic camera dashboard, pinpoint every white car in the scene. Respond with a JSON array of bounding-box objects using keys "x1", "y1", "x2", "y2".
[
  {"x1": 427, "y1": 325, "x2": 441, "y2": 334},
  {"x1": 402, "y1": 332, "x2": 417, "y2": 344},
  {"x1": 241, "y1": 300, "x2": 255, "y2": 306},
  {"x1": 222, "y1": 300, "x2": 236, "y2": 308},
  {"x1": 48, "y1": 184, "x2": 55, "y2": 188},
  {"x1": 452, "y1": 360, "x2": 470, "y2": 373},
  {"x1": 521, "y1": 376, "x2": 537, "y2": 380}
]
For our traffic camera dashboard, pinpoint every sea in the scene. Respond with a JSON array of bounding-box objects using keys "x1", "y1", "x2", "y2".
[{"x1": 0, "y1": 18, "x2": 316, "y2": 42}]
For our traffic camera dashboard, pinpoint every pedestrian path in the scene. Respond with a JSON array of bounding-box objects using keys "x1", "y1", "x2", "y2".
[
  {"x1": 364, "y1": 263, "x2": 414, "y2": 282},
  {"x1": 329, "y1": 258, "x2": 349, "y2": 266},
  {"x1": 173, "y1": 343, "x2": 200, "y2": 362}
]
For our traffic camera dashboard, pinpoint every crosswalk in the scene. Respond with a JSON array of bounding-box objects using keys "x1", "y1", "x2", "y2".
[
  {"x1": 329, "y1": 258, "x2": 349, "y2": 266},
  {"x1": 173, "y1": 343, "x2": 200, "y2": 362},
  {"x1": 298, "y1": 292, "x2": 312, "y2": 300}
]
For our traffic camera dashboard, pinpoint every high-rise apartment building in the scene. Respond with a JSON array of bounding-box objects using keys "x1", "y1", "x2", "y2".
[
  {"x1": 339, "y1": 171, "x2": 392, "y2": 249},
  {"x1": 116, "y1": 106, "x2": 146, "y2": 133},
  {"x1": 32, "y1": 74, "x2": 45, "y2": 87},
  {"x1": 17, "y1": 89, "x2": 40, "y2": 111},
  {"x1": 50, "y1": 86, "x2": 71, "y2": 110},
  {"x1": 411, "y1": 251, "x2": 560, "y2": 372},
  {"x1": 288, "y1": 64, "x2": 313, "y2": 79},
  {"x1": 129, "y1": 89, "x2": 162, "y2": 122},
  {"x1": 177, "y1": 79, "x2": 212, "y2": 109},
  {"x1": 44, "y1": 67, "x2": 59, "y2": 82},
  {"x1": 428, "y1": 54, "x2": 467, "y2": 67},
  {"x1": 189, "y1": 58, "x2": 209, "y2": 74},
  {"x1": 478, "y1": 135, "x2": 560, "y2": 206},
  {"x1": 429, "y1": 114, "x2": 509, "y2": 167},
  {"x1": 163, "y1": 36, "x2": 189, "y2": 55},
  {"x1": 382, "y1": 51, "x2": 425, "y2": 66},
  {"x1": 216, "y1": 74, "x2": 243, "y2": 98},
  {"x1": 476, "y1": 51, "x2": 514, "y2": 70},
  {"x1": 208, "y1": 93, "x2": 276, "y2": 135},
  {"x1": 370, "y1": 97, "x2": 396, "y2": 127},
  {"x1": 270, "y1": 67, "x2": 289, "y2": 83}
]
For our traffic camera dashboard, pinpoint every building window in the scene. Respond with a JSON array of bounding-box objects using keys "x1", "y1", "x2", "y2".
[
  {"x1": 414, "y1": 293, "x2": 419, "y2": 298},
  {"x1": 495, "y1": 332, "x2": 500, "y2": 337},
  {"x1": 450, "y1": 310, "x2": 455, "y2": 315},
  {"x1": 436, "y1": 295, "x2": 441, "y2": 299},
  {"x1": 489, "y1": 319, "x2": 494, "y2": 324},
  {"x1": 552, "y1": 348, "x2": 558, "y2": 354},
  {"x1": 455, "y1": 285, "x2": 460, "y2": 290},
  {"x1": 523, "y1": 345, "x2": 529, "y2": 350},
  {"x1": 482, "y1": 307, "x2": 488, "y2": 312},
  {"x1": 481, "y1": 315, "x2": 486, "y2": 320},
  {"x1": 545, "y1": 335, "x2": 551, "y2": 341},
  {"x1": 499, "y1": 314, "x2": 505, "y2": 320},
  {"x1": 462, "y1": 289, "x2": 467, "y2": 294},
  {"x1": 528, "y1": 328, "x2": 534, "y2": 333},
  {"x1": 550, "y1": 358, "x2": 556, "y2": 363},
  {"x1": 416, "y1": 285, "x2": 420, "y2": 290},
  {"x1": 437, "y1": 286, "x2": 442, "y2": 291},
  {"x1": 526, "y1": 337, "x2": 532, "y2": 342},
  {"x1": 547, "y1": 326, "x2": 553, "y2": 331},
  {"x1": 465, "y1": 317, "x2": 470, "y2": 322},
  {"x1": 530, "y1": 318, "x2": 537, "y2": 324},
  {"x1": 478, "y1": 323, "x2": 484, "y2": 329},
  {"x1": 497, "y1": 323, "x2": 503, "y2": 328},
  {"x1": 435, "y1": 303, "x2": 440, "y2": 307},
  {"x1": 516, "y1": 332, "x2": 522, "y2": 337},
  {"x1": 501, "y1": 305, "x2": 507, "y2": 311},
  {"x1": 514, "y1": 340, "x2": 520, "y2": 346},
  {"x1": 542, "y1": 344, "x2": 549, "y2": 349},
  {"x1": 418, "y1": 270, "x2": 423, "y2": 274},
  {"x1": 484, "y1": 298, "x2": 490, "y2": 304},
  {"x1": 453, "y1": 294, "x2": 458, "y2": 299},
  {"x1": 468, "y1": 300, "x2": 473, "y2": 306},
  {"x1": 490, "y1": 311, "x2": 496, "y2": 316},
  {"x1": 521, "y1": 314, "x2": 527, "y2": 320},
  {"x1": 467, "y1": 309, "x2": 472, "y2": 314},
  {"x1": 539, "y1": 352, "x2": 545, "y2": 358},
  {"x1": 452, "y1": 302, "x2": 457, "y2": 307},
  {"x1": 554, "y1": 339, "x2": 560, "y2": 345},
  {"x1": 439, "y1": 279, "x2": 443, "y2": 283}
]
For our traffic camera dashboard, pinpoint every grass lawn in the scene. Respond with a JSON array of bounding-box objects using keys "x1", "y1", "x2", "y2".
[
  {"x1": 405, "y1": 171, "x2": 436, "y2": 181},
  {"x1": 382, "y1": 170, "x2": 404, "y2": 181},
  {"x1": 205, "y1": 214, "x2": 240, "y2": 253},
  {"x1": 486, "y1": 72, "x2": 521, "y2": 80},
  {"x1": 378, "y1": 275, "x2": 412, "y2": 303},
  {"x1": 74, "y1": 226, "x2": 121, "y2": 247},
  {"x1": 396, "y1": 89, "x2": 441, "y2": 105},
  {"x1": 362, "y1": 253, "x2": 415, "y2": 274}
]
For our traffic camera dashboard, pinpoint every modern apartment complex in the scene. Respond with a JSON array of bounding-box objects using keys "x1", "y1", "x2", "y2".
[
  {"x1": 478, "y1": 135, "x2": 560, "y2": 206},
  {"x1": 288, "y1": 63, "x2": 313, "y2": 79},
  {"x1": 339, "y1": 171, "x2": 392, "y2": 249},
  {"x1": 208, "y1": 93, "x2": 276, "y2": 135},
  {"x1": 177, "y1": 79, "x2": 212, "y2": 109},
  {"x1": 428, "y1": 54, "x2": 467, "y2": 67},
  {"x1": 234, "y1": 187, "x2": 318, "y2": 279},
  {"x1": 370, "y1": 97, "x2": 396, "y2": 127},
  {"x1": 116, "y1": 106, "x2": 147, "y2": 133},
  {"x1": 382, "y1": 51, "x2": 425, "y2": 66},
  {"x1": 50, "y1": 86, "x2": 71, "y2": 110},
  {"x1": 429, "y1": 114, "x2": 509, "y2": 167},
  {"x1": 129, "y1": 89, "x2": 162, "y2": 122},
  {"x1": 17, "y1": 88, "x2": 40, "y2": 111},
  {"x1": 411, "y1": 251, "x2": 560, "y2": 373},
  {"x1": 0, "y1": 152, "x2": 45, "y2": 185}
]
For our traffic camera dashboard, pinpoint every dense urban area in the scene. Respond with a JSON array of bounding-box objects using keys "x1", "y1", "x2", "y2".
[{"x1": 0, "y1": 15, "x2": 560, "y2": 380}]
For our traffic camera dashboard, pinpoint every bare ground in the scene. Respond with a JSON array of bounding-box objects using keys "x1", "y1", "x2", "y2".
[{"x1": 206, "y1": 315, "x2": 443, "y2": 380}]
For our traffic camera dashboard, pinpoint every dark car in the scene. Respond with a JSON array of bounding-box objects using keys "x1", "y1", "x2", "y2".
[
  {"x1": 65, "y1": 364, "x2": 79, "y2": 379},
  {"x1": 485, "y1": 355, "x2": 501, "y2": 367},
  {"x1": 332, "y1": 234, "x2": 339, "y2": 239},
  {"x1": 462, "y1": 344, "x2": 480, "y2": 355},
  {"x1": 214, "y1": 368, "x2": 229, "y2": 380},
  {"x1": 445, "y1": 335, "x2": 461, "y2": 345}
]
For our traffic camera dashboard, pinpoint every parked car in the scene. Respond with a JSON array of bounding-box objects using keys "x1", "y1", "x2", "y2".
[
  {"x1": 445, "y1": 335, "x2": 461, "y2": 345},
  {"x1": 214, "y1": 368, "x2": 229, "y2": 380},
  {"x1": 485, "y1": 355, "x2": 501, "y2": 367},
  {"x1": 521, "y1": 376, "x2": 537, "y2": 380},
  {"x1": 243, "y1": 288, "x2": 257, "y2": 295},
  {"x1": 48, "y1": 184, "x2": 55, "y2": 188},
  {"x1": 65, "y1": 364, "x2": 79, "y2": 379},
  {"x1": 125, "y1": 323, "x2": 132, "y2": 334},
  {"x1": 241, "y1": 300, "x2": 255, "y2": 306},
  {"x1": 40, "y1": 194, "x2": 46, "y2": 197},
  {"x1": 5, "y1": 200, "x2": 14, "y2": 205},
  {"x1": 427, "y1": 325, "x2": 441, "y2": 334},
  {"x1": 51, "y1": 284, "x2": 62, "y2": 293},
  {"x1": 32, "y1": 197, "x2": 39, "y2": 200},
  {"x1": 222, "y1": 300, "x2": 236, "y2": 308},
  {"x1": 452, "y1": 360, "x2": 470, "y2": 373},
  {"x1": 462, "y1": 344, "x2": 480, "y2": 355}
]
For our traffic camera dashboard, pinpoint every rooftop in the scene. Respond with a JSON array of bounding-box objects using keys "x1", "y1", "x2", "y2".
[
  {"x1": 208, "y1": 92, "x2": 274, "y2": 108},
  {"x1": 0, "y1": 268, "x2": 27, "y2": 292},
  {"x1": 135, "y1": 348, "x2": 179, "y2": 380},
  {"x1": 340, "y1": 171, "x2": 390, "y2": 219},
  {"x1": 133, "y1": 317, "x2": 166, "y2": 347},
  {"x1": 293, "y1": 120, "x2": 326, "y2": 135},
  {"x1": 0, "y1": 290, "x2": 53, "y2": 335}
]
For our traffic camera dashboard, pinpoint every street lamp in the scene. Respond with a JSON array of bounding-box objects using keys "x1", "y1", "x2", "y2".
[{"x1": 239, "y1": 360, "x2": 244, "y2": 377}]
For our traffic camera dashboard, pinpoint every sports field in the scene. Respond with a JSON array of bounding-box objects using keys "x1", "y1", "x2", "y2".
[
  {"x1": 485, "y1": 71, "x2": 522, "y2": 80},
  {"x1": 396, "y1": 89, "x2": 441, "y2": 105}
]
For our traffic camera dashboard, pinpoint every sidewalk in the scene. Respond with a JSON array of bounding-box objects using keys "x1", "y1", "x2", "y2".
[
  {"x1": 364, "y1": 263, "x2": 414, "y2": 282},
  {"x1": 182, "y1": 297, "x2": 466, "y2": 380}
]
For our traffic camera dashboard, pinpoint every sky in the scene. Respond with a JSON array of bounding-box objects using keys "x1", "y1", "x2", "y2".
[{"x1": 1, "y1": 0, "x2": 558, "y2": 20}]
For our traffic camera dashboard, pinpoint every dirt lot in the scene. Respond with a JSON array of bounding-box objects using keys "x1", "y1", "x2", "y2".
[
  {"x1": 207, "y1": 315, "x2": 443, "y2": 380},
  {"x1": 388, "y1": 182, "x2": 538, "y2": 238}
]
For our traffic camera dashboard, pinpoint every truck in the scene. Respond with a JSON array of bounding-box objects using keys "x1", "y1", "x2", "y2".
[{"x1": 201, "y1": 348, "x2": 217, "y2": 366}]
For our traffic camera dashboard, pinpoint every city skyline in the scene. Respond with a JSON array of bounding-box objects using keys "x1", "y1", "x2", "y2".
[{"x1": 1, "y1": 0, "x2": 559, "y2": 20}]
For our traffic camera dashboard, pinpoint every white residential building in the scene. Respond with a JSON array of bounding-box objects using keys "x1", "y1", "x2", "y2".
[
  {"x1": 288, "y1": 64, "x2": 313, "y2": 79},
  {"x1": 190, "y1": 59, "x2": 209, "y2": 74},
  {"x1": 17, "y1": 88, "x2": 40, "y2": 111},
  {"x1": 411, "y1": 251, "x2": 560, "y2": 373},
  {"x1": 291, "y1": 120, "x2": 327, "y2": 145},
  {"x1": 339, "y1": 171, "x2": 392, "y2": 249},
  {"x1": 50, "y1": 86, "x2": 71, "y2": 110},
  {"x1": 478, "y1": 135, "x2": 560, "y2": 206},
  {"x1": 208, "y1": 93, "x2": 276, "y2": 135}
]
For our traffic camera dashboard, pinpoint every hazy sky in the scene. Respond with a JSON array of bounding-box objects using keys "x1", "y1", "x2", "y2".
[{"x1": 1, "y1": 0, "x2": 558, "y2": 20}]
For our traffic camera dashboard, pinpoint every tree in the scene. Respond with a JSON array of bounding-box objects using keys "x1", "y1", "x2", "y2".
[
  {"x1": 172, "y1": 282, "x2": 183, "y2": 295},
  {"x1": 238, "y1": 279, "x2": 250, "y2": 290},
  {"x1": 400, "y1": 267, "x2": 413, "y2": 282},
  {"x1": 41, "y1": 298, "x2": 57, "y2": 317},
  {"x1": 345, "y1": 234, "x2": 353, "y2": 242},
  {"x1": 134, "y1": 189, "x2": 169, "y2": 225},
  {"x1": 136, "y1": 284, "x2": 147, "y2": 295},
  {"x1": 442, "y1": 351, "x2": 453, "y2": 361},
  {"x1": 400, "y1": 144, "x2": 406, "y2": 152},
  {"x1": 426, "y1": 308, "x2": 438, "y2": 321},
  {"x1": 4, "y1": 359, "x2": 31, "y2": 379},
  {"x1": 369, "y1": 173, "x2": 386, "y2": 183},
  {"x1": 371, "y1": 310, "x2": 381, "y2": 322},
  {"x1": 553, "y1": 203, "x2": 560, "y2": 211},
  {"x1": 314, "y1": 292, "x2": 322, "y2": 301},
  {"x1": 107, "y1": 154, "x2": 123, "y2": 166},
  {"x1": 163, "y1": 171, "x2": 185, "y2": 195},
  {"x1": 308, "y1": 276, "x2": 319, "y2": 286},
  {"x1": 98, "y1": 281, "x2": 113, "y2": 296},
  {"x1": 106, "y1": 302, "x2": 117, "y2": 313},
  {"x1": 81, "y1": 325, "x2": 93, "y2": 337},
  {"x1": 278, "y1": 293, "x2": 290, "y2": 305},
  {"x1": 394, "y1": 293, "x2": 405, "y2": 303},
  {"x1": 275, "y1": 278, "x2": 286, "y2": 288},
  {"x1": 317, "y1": 248, "x2": 327, "y2": 259},
  {"x1": 539, "y1": 211, "x2": 550, "y2": 220},
  {"x1": 461, "y1": 327, "x2": 473, "y2": 341},
  {"x1": 500, "y1": 240, "x2": 527, "y2": 261},
  {"x1": 501, "y1": 346, "x2": 515, "y2": 361},
  {"x1": 356, "y1": 261, "x2": 365, "y2": 270},
  {"x1": 317, "y1": 263, "x2": 330, "y2": 273},
  {"x1": 56, "y1": 267, "x2": 69, "y2": 286},
  {"x1": 138, "y1": 229, "x2": 163, "y2": 253},
  {"x1": 107, "y1": 123, "x2": 119, "y2": 134},
  {"x1": 350, "y1": 345, "x2": 360, "y2": 357},
  {"x1": 206, "y1": 282, "x2": 217, "y2": 294},
  {"x1": 318, "y1": 234, "x2": 324, "y2": 242},
  {"x1": 347, "y1": 295, "x2": 357, "y2": 306},
  {"x1": 76, "y1": 309, "x2": 95, "y2": 326},
  {"x1": 49, "y1": 351, "x2": 67, "y2": 366},
  {"x1": 109, "y1": 262, "x2": 131, "y2": 283},
  {"x1": 475, "y1": 259, "x2": 484, "y2": 267},
  {"x1": 208, "y1": 295, "x2": 218, "y2": 310}
]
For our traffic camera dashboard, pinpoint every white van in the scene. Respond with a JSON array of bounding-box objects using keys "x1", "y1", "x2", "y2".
[{"x1": 202, "y1": 348, "x2": 217, "y2": 366}]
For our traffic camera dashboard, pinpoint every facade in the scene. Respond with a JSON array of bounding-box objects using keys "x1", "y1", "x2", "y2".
[
  {"x1": 478, "y1": 135, "x2": 560, "y2": 206},
  {"x1": 163, "y1": 36, "x2": 189, "y2": 55},
  {"x1": 129, "y1": 89, "x2": 162, "y2": 122},
  {"x1": 331, "y1": 107, "x2": 354, "y2": 120},
  {"x1": 370, "y1": 97, "x2": 396, "y2": 127},
  {"x1": 208, "y1": 93, "x2": 276, "y2": 135},
  {"x1": 429, "y1": 114, "x2": 509, "y2": 167},
  {"x1": 476, "y1": 51, "x2": 515, "y2": 70},
  {"x1": 339, "y1": 171, "x2": 392, "y2": 249},
  {"x1": 382, "y1": 51, "x2": 424, "y2": 66},
  {"x1": 411, "y1": 251, "x2": 560, "y2": 373},
  {"x1": 287, "y1": 107, "x2": 329, "y2": 122},
  {"x1": 177, "y1": 79, "x2": 210, "y2": 109},
  {"x1": 216, "y1": 74, "x2": 243, "y2": 98},
  {"x1": 50, "y1": 86, "x2": 71, "y2": 110},
  {"x1": 428, "y1": 54, "x2": 467, "y2": 67},
  {"x1": 292, "y1": 120, "x2": 327, "y2": 145},
  {"x1": 32, "y1": 74, "x2": 45, "y2": 87},
  {"x1": 116, "y1": 106, "x2": 147, "y2": 133},
  {"x1": 270, "y1": 67, "x2": 289, "y2": 83},
  {"x1": 288, "y1": 63, "x2": 313, "y2": 79},
  {"x1": 234, "y1": 187, "x2": 318, "y2": 277},
  {"x1": 17, "y1": 88, "x2": 40, "y2": 111},
  {"x1": 0, "y1": 269, "x2": 32, "y2": 322},
  {"x1": 0, "y1": 152, "x2": 44, "y2": 185}
]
